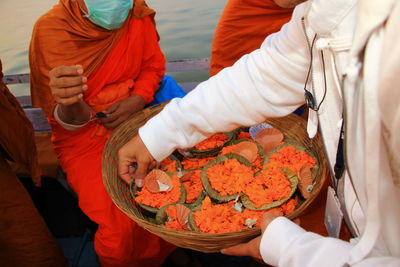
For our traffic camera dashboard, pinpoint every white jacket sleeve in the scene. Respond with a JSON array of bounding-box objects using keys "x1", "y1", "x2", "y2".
[
  {"x1": 261, "y1": 217, "x2": 400, "y2": 267},
  {"x1": 139, "y1": 5, "x2": 309, "y2": 161}
]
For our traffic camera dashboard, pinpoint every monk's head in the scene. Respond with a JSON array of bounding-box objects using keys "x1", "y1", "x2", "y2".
[
  {"x1": 76, "y1": 0, "x2": 133, "y2": 30},
  {"x1": 272, "y1": 0, "x2": 307, "y2": 8}
]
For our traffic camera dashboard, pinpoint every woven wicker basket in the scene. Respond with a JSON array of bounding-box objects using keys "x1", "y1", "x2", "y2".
[{"x1": 102, "y1": 103, "x2": 328, "y2": 253}]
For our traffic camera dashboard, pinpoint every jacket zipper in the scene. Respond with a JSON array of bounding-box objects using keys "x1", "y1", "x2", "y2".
[{"x1": 340, "y1": 74, "x2": 361, "y2": 235}]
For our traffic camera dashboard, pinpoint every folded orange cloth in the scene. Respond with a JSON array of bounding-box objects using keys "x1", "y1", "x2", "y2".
[
  {"x1": 0, "y1": 60, "x2": 41, "y2": 185},
  {"x1": 210, "y1": 0, "x2": 293, "y2": 76},
  {"x1": 0, "y1": 154, "x2": 66, "y2": 266}
]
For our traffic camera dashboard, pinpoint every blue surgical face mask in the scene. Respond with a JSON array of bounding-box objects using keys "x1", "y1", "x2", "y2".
[{"x1": 83, "y1": 0, "x2": 134, "y2": 30}]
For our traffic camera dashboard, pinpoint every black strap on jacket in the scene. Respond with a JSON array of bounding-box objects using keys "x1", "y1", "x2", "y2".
[{"x1": 333, "y1": 120, "x2": 345, "y2": 194}]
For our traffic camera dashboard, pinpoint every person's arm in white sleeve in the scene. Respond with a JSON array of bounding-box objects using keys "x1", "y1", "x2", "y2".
[
  {"x1": 260, "y1": 217, "x2": 400, "y2": 267},
  {"x1": 221, "y1": 214, "x2": 399, "y2": 267},
  {"x1": 139, "y1": 4, "x2": 309, "y2": 162},
  {"x1": 261, "y1": 217, "x2": 352, "y2": 266}
]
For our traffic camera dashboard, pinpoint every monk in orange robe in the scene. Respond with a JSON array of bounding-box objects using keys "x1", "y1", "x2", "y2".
[
  {"x1": 29, "y1": 0, "x2": 175, "y2": 266},
  {"x1": 210, "y1": 0, "x2": 294, "y2": 76}
]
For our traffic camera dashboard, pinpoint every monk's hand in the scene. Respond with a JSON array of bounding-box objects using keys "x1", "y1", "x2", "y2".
[
  {"x1": 220, "y1": 212, "x2": 281, "y2": 261},
  {"x1": 99, "y1": 95, "x2": 146, "y2": 129},
  {"x1": 49, "y1": 65, "x2": 87, "y2": 106},
  {"x1": 118, "y1": 135, "x2": 157, "y2": 185}
]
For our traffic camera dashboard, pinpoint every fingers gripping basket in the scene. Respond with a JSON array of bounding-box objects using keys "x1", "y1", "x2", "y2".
[{"x1": 102, "y1": 103, "x2": 328, "y2": 252}]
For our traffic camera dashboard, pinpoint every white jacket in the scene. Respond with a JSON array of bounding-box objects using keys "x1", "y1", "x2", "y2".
[{"x1": 139, "y1": 0, "x2": 400, "y2": 266}]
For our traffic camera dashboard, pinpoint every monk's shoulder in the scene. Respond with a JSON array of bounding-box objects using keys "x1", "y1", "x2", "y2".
[{"x1": 34, "y1": 4, "x2": 67, "y2": 31}]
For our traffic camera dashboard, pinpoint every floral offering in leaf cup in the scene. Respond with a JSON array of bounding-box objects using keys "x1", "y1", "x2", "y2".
[
  {"x1": 184, "y1": 132, "x2": 236, "y2": 158},
  {"x1": 132, "y1": 171, "x2": 186, "y2": 213}
]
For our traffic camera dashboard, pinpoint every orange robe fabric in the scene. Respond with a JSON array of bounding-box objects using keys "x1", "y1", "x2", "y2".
[
  {"x1": 0, "y1": 62, "x2": 41, "y2": 186},
  {"x1": 29, "y1": 1, "x2": 175, "y2": 266},
  {"x1": 0, "y1": 154, "x2": 67, "y2": 267},
  {"x1": 210, "y1": 0, "x2": 293, "y2": 76},
  {"x1": 0, "y1": 60, "x2": 66, "y2": 266}
]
